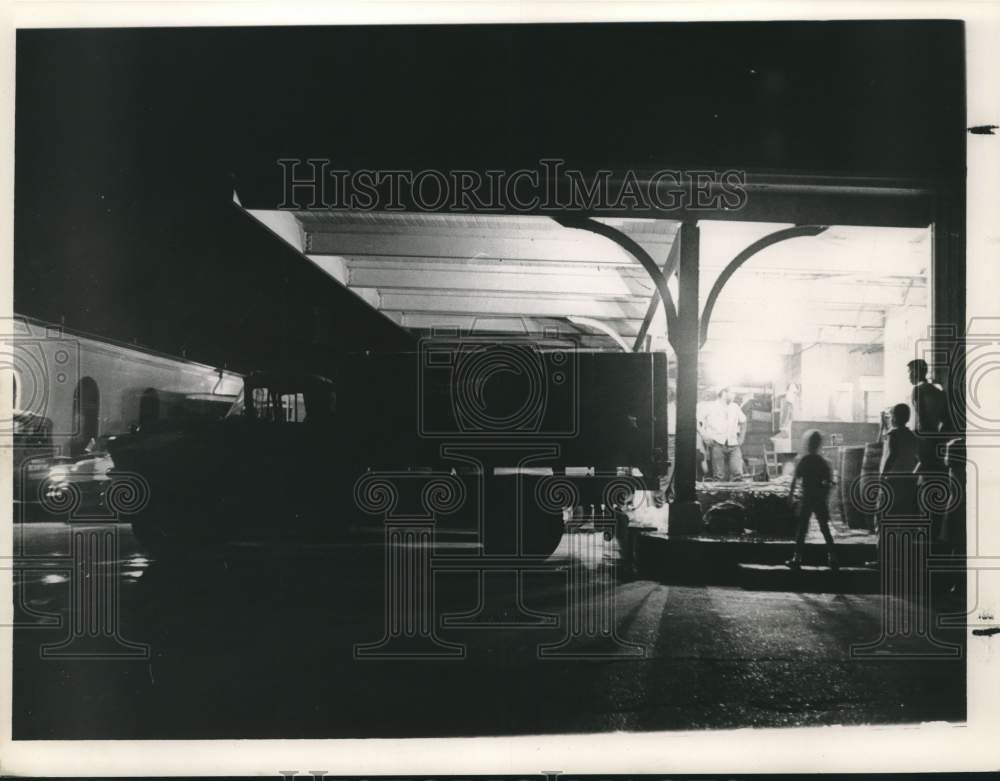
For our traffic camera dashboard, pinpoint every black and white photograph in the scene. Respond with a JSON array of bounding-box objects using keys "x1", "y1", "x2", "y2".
[{"x1": 2, "y1": 2, "x2": 999, "y2": 775}]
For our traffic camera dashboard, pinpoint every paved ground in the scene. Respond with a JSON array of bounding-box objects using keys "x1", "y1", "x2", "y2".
[{"x1": 11, "y1": 521, "x2": 965, "y2": 739}]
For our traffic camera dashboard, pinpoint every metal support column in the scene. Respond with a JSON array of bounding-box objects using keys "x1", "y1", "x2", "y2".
[
  {"x1": 633, "y1": 235, "x2": 681, "y2": 352},
  {"x1": 670, "y1": 221, "x2": 703, "y2": 532}
]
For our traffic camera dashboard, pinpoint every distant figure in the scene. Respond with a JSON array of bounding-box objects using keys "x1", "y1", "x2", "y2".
[
  {"x1": 695, "y1": 394, "x2": 713, "y2": 479},
  {"x1": 698, "y1": 386, "x2": 747, "y2": 481},
  {"x1": 878, "y1": 406, "x2": 893, "y2": 439},
  {"x1": 665, "y1": 385, "x2": 677, "y2": 470},
  {"x1": 908, "y1": 358, "x2": 950, "y2": 469},
  {"x1": 879, "y1": 403, "x2": 919, "y2": 520},
  {"x1": 864, "y1": 403, "x2": 923, "y2": 570},
  {"x1": 786, "y1": 429, "x2": 838, "y2": 571},
  {"x1": 907, "y1": 358, "x2": 951, "y2": 541},
  {"x1": 780, "y1": 382, "x2": 800, "y2": 430},
  {"x1": 695, "y1": 430, "x2": 709, "y2": 480}
]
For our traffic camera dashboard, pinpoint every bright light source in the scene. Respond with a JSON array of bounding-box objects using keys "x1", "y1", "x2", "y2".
[{"x1": 703, "y1": 342, "x2": 781, "y2": 386}]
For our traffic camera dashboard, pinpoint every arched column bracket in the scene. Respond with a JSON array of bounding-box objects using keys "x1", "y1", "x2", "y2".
[
  {"x1": 552, "y1": 216, "x2": 678, "y2": 349},
  {"x1": 699, "y1": 225, "x2": 829, "y2": 348}
]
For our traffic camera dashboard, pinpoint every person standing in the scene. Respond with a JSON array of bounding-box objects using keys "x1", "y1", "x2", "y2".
[
  {"x1": 780, "y1": 382, "x2": 800, "y2": 431},
  {"x1": 698, "y1": 386, "x2": 747, "y2": 481},
  {"x1": 879, "y1": 403, "x2": 920, "y2": 518},
  {"x1": 695, "y1": 392, "x2": 712, "y2": 480},
  {"x1": 665, "y1": 385, "x2": 677, "y2": 474},
  {"x1": 908, "y1": 358, "x2": 950, "y2": 464},
  {"x1": 785, "y1": 429, "x2": 838, "y2": 570},
  {"x1": 907, "y1": 358, "x2": 951, "y2": 542},
  {"x1": 863, "y1": 403, "x2": 921, "y2": 570}
]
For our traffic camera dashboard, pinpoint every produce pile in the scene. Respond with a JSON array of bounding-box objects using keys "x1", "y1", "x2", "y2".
[{"x1": 697, "y1": 477, "x2": 798, "y2": 538}]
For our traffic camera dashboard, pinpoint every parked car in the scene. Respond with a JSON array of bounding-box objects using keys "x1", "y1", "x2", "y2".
[
  {"x1": 12, "y1": 410, "x2": 67, "y2": 520},
  {"x1": 42, "y1": 436, "x2": 116, "y2": 518}
]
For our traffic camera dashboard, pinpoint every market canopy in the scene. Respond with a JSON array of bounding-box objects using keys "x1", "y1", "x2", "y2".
[{"x1": 247, "y1": 208, "x2": 929, "y2": 353}]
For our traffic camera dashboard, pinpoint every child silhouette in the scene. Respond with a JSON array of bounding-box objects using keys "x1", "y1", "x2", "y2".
[{"x1": 786, "y1": 429, "x2": 839, "y2": 571}]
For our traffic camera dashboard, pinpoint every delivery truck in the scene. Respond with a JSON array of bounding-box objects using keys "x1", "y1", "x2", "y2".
[{"x1": 108, "y1": 337, "x2": 668, "y2": 559}]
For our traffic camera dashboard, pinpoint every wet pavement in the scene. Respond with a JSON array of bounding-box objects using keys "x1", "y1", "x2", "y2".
[{"x1": 11, "y1": 521, "x2": 965, "y2": 739}]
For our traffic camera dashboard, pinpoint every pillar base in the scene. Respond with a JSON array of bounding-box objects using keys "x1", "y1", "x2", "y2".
[{"x1": 668, "y1": 500, "x2": 703, "y2": 535}]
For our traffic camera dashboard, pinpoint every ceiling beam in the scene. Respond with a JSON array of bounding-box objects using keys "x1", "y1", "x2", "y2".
[
  {"x1": 389, "y1": 313, "x2": 887, "y2": 346},
  {"x1": 375, "y1": 291, "x2": 648, "y2": 320},
  {"x1": 303, "y1": 229, "x2": 671, "y2": 264},
  {"x1": 342, "y1": 262, "x2": 926, "y2": 305},
  {"x1": 346, "y1": 264, "x2": 649, "y2": 298},
  {"x1": 330, "y1": 254, "x2": 927, "y2": 285},
  {"x1": 380, "y1": 304, "x2": 887, "y2": 332},
  {"x1": 706, "y1": 284, "x2": 926, "y2": 308},
  {"x1": 297, "y1": 213, "x2": 678, "y2": 241}
]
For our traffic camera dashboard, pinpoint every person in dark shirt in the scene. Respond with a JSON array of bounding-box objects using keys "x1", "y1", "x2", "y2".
[
  {"x1": 908, "y1": 359, "x2": 953, "y2": 543},
  {"x1": 786, "y1": 429, "x2": 838, "y2": 571},
  {"x1": 908, "y1": 358, "x2": 951, "y2": 471},
  {"x1": 880, "y1": 402, "x2": 919, "y2": 518}
]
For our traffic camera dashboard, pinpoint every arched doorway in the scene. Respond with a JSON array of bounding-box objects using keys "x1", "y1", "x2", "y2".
[
  {"x1": 72, "y1": 377, "x2": 100, "y2": 455},
  {"x1": 139, "y1": 387, "x2": 160, "y2": 429}
]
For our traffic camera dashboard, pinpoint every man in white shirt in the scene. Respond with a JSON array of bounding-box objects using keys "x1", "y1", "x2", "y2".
[{"x1": 698, "y1": 386, "x2": 747, "y2": 481}]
